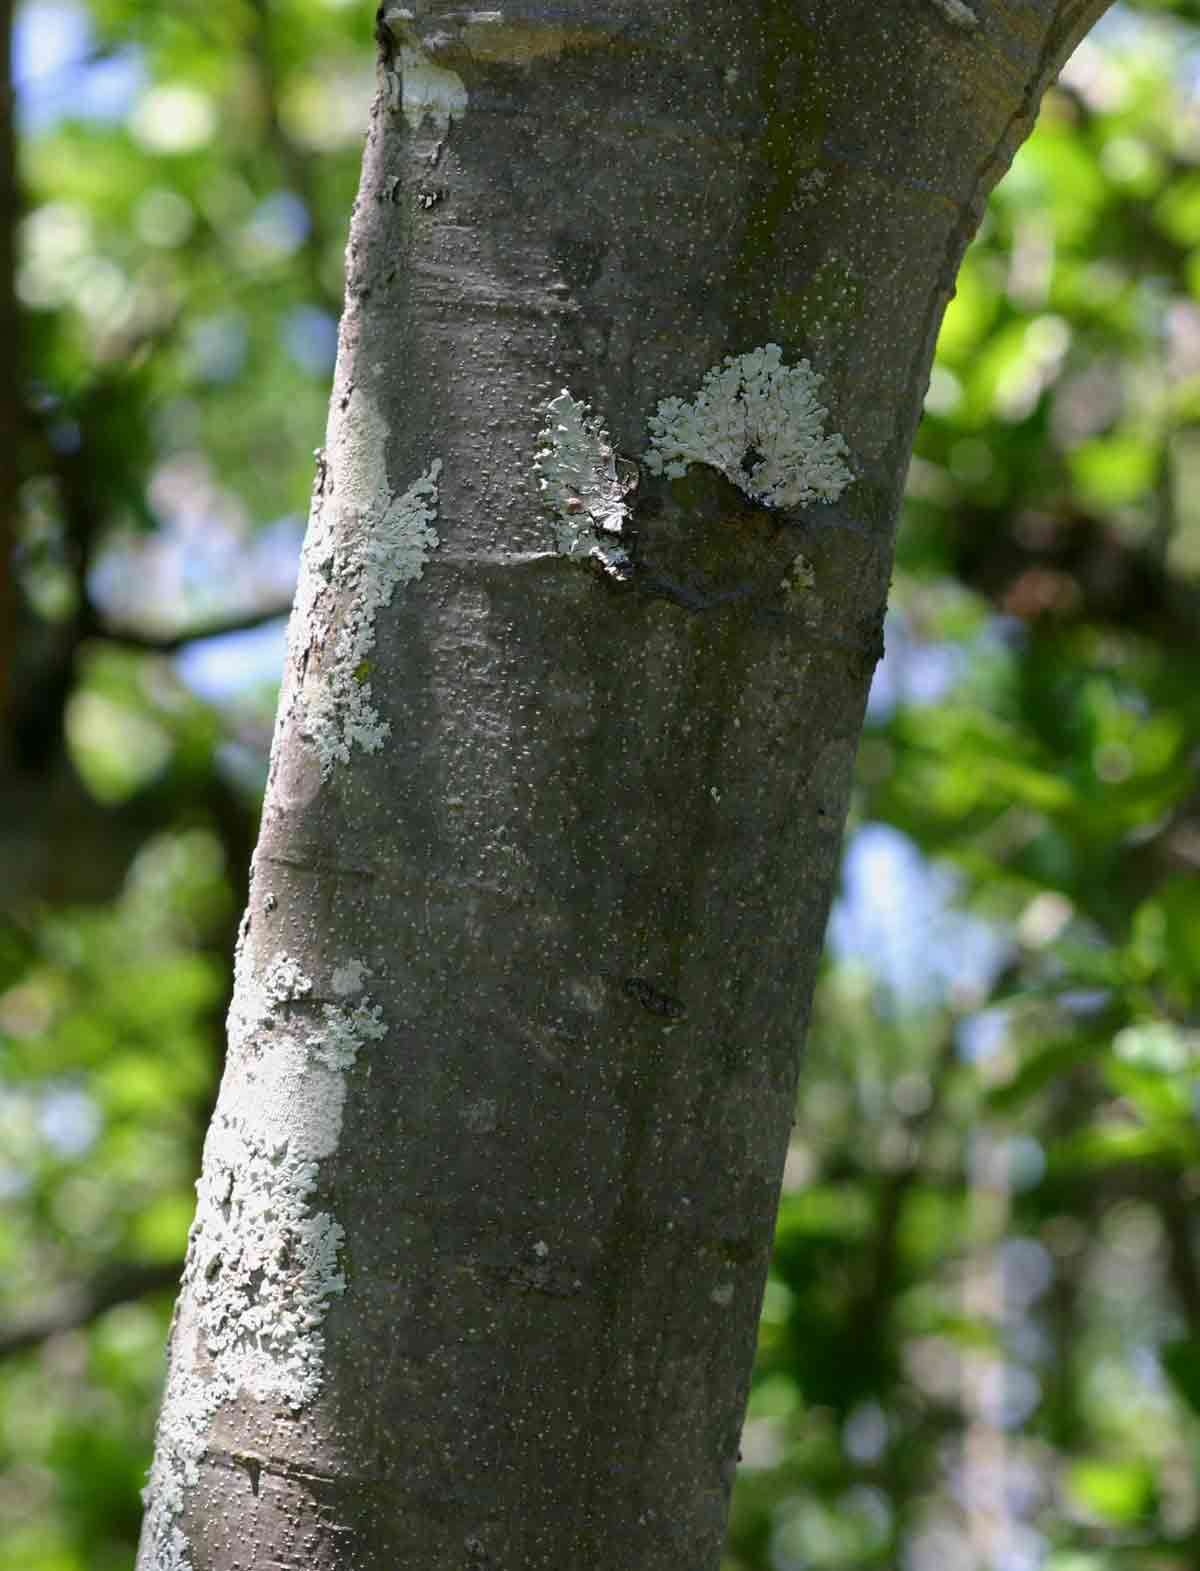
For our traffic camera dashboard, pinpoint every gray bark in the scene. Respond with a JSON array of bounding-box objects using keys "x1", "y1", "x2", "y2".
[{"x1": 138, "y1": 2, "x2": 1112, "y2": 1568}]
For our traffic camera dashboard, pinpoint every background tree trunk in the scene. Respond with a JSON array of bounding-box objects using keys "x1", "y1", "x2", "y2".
[
  {"x1": 0, "y1": 0, "x2": 20, "y2": 735},
  {"x1": 138, "y1": 2, "x2": 1112, "y2": 1567}
]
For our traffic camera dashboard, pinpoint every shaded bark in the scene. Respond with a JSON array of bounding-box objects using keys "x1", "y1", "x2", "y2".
[{"x1": 139, "y1": 3, "x2": 1114, "y2": 1569}]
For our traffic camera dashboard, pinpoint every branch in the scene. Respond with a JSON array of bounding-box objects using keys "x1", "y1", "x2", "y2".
[
  {"x1": 247, "y1": 0, "x2": 342, "y2": 316},
  {"x1": 93, "y1": 601, "x2": 291, "y2": 653},
  {"x1": 951, "y1": 499, "x2": 1200, "y2": 649},
  {"x1": 1139, "y1": 1171, "x2": 1200, "y2": 1333},
  {"x1": 0, "y1": 1259, "x2": 184, "y2": 1358},
  {"x1": 849, "y1": 1028, "x2": 960, "y2": 1360}
]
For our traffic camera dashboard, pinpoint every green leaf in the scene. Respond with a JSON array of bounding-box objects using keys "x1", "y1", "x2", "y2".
[
  {"x1": 1132, "y1": 879, "x2": 1200, "y2": 1004},
  {"x1": 986, "y1": 1033, "x2": 1108, "y2": 1113},
  {"x1": 1155, "y1": 171, "x2": 1200, "y2": 245},
  {"x1": 1162, "y1": 1337, "x2": 1200, "y2": 1417},
  {"x1": 774, "y1": 1185, "x2": 873, "y2": 1244},
  {"x1": 1065, "y1": 1458, "x2": 1155, "y2": 1524},
  {"x1": 1068, "y1": 433, "x2": 1159, "y2": 509}
]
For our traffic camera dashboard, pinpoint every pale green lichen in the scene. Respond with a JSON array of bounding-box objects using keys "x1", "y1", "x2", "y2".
[
  {"x1": 644, "y1": 343, "x2": 854, "y2": 509},
  {"x1": 534, "y1": 389, "x2": 633, "y2": 577},
  {"x1": 331, "y1": 958, "x2": 368, "y2": 996},
  {"x1": 298, "y1": 435, "x2": 441, "y2": 777},
  {"x1": 308, "y1": 996, "x2": 386, "y2": 1072}
]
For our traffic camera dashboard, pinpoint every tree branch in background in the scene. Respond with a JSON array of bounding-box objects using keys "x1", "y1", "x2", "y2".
[
  {"x1": 1150, "y1": 1173, "x2": 1200, "y2": 1332},
  {"x1": 850, "y1": 1028, "x2": 960, "y2": 1363},
  {"x1": 247, "y1": 0, "x2": 342, "y2": 315},
  {"x1": 954, "y1": 503, "x2": 1200, "y2": 651},
  {"x1": 93, "y1": 602, "x2": 291, "y2": 654},
  {"x1": 0, "y1": 1259, "x2": 185, "y2": 1359}
]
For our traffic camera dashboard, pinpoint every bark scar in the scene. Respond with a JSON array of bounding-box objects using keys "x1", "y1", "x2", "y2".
[
  {"x1": 623, "y1": 976, "x2": 687, "y2": 1020},
  {"x1": 234, "y1": 1453, "x2": 263, "y2": 1497}
]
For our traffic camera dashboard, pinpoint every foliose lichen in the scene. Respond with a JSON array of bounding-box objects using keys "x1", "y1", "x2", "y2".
[
  {"x1": 644, "y1": 343, "x2": 854, "y2": 509},
  {"x1": 292, "y1": 386, "x2": 442, "y2": 779},
  {"x1": 139, "y1": 954, "x2": 385, "y2": 1571},
  {"x1": 534, "y1": 389, "x2": 633, "y2": 577},
  {"x1": 304, "y1": 458, "x2": 440, "y2": 776}
]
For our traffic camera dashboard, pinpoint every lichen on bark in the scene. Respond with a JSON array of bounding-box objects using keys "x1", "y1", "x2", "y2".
[
  {"x1": 137, "y1": 955, "x2": 385, "y2": 1571},
  {"x1": 291, "y1": 389, "x2": 441, "y2": 777},
  {"x1": 644, "y1": 344, "x2": 854, "y2": 509},
  {"x1": 534, "y1": 388, "x2": 633, "y2": 576}
]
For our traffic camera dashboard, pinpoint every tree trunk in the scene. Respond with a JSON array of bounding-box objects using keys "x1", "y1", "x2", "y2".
[{"x1": 138, "y1": 2, "x2": 1112, "y2": 1567}]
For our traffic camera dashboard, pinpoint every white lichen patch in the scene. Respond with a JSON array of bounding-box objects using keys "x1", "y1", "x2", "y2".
[
  {"x1": 534, "y1": 389, "x2": 633, "y2": 576},
  {"x1": 926, "y1": 0, "x2": 979, "y2": 29},
  {"x1": 644, "y1": 343, "x2": 854, "y2": 510},
  {"x1": 380, "y1": 7, "x2": 468, "y2": 133},
  {"x1": 139, "y1": 955, "x2": 386, "y2": 1571},
  {"x1": 264, "y1": 953, "x2": 313, "y2": 1004},
  {"x1": 293, "y1": 387, "x2": 441, "y2": 778}
]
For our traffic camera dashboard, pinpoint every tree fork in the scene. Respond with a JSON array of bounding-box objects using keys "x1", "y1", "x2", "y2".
[{"x1": 138, "y1": 3, "x2": 1113, "y2": 1567}]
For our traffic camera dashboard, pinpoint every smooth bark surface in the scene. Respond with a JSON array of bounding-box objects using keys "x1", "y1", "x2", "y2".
[{"x1": 139, "y1": 3, "x2": 1112, "y2": 1568}]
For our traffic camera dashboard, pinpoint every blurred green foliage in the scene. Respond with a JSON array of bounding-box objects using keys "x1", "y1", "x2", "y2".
[
  {"x1": 3, "y1": 3, "x2": 1200, "y2": 1569},
  {"x1": 724, "y1": 10, "x2": 1200, "y2": 1568}
]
